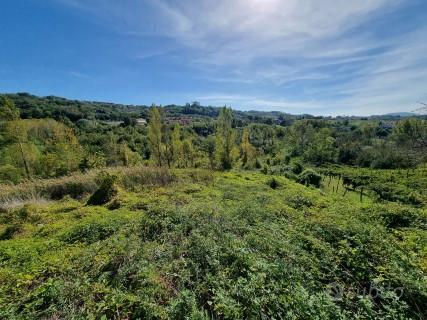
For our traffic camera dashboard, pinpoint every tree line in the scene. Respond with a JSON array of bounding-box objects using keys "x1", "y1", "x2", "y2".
[
  {"x1": 147, "y1": 106, "x2": 257, "y2": 170},
  {"x1": 1, "y1": 94, "x2": 426, "y2": 184}
]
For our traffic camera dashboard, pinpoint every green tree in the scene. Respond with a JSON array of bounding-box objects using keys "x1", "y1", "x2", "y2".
[
  {"x1": 202, "y1": 136, "x2": 216, "y2": 170},
  {"x1": 240, "y1": 127, "x2": 256, "y2": 168},
  {"x1": 148, "y1": 106, "x2": 164, "y2": 167},
  {"x1": 119, "y1": 143, "x2": 141, "y2": 167},
  {"x1": 171, "y1": 124, "x2": 183, "y2": 167},
  {"x1": 163, "y1": 125, "x2": 173, "y2": 168},
  {"x1": 303, "y1": 128, "x2": 337, "y2": 165},
  {"x1": 182, "y1": 138, "x2": 195, "y2": 168},
  {"x1": 248, "y1": 124, "x2": 276, "y2": 155},
  {"x1": 123, "y1": 116, "x2": 137, "y2": 127},
  {"x1": 393, "y1": 118, "x2": 427, "y2": 150},
  {"x1": 1, "y1": 119, "x2": 82, "y2": 180},
  {"x1": 215, "y1": 107, "x2": 235, "y2": 170},
  {"x1": 0, "y1": 96, "x2": 20, "y2": 121},
  {"x1": 286, "y1": 120, "x2": 315, "y2": 156},
  {"x1": 3, "y1": 120, "x2": 35, "y2": 178}
]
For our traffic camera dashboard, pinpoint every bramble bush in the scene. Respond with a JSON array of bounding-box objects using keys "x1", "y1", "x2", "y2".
[
  {"x1": 0, "y1": 170, "x2": 425, "y2": 319},
  {"x1": 298, "y1": 169, "x2": 322, "y2": 188}
]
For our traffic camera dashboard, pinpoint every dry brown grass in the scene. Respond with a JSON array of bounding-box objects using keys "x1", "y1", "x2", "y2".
[
  {"x1": 118, "y1": 166, "x2": 176, "y2": 191},
  {"x1": 0, "y1": 190, "x2": 49, "y2": 212},
  {"x1": 0, "y1": 171, "x2": 98, "y2": 203},
  {"x1": 0, "y1": 166, "x2": 214, "y2": 209},
  {"x1": 0, "y1": 166, "x2": 187, "y2": 208}
]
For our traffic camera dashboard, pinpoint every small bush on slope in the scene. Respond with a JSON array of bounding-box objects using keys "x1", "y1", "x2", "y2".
[
  {"x1": 298, "y1": 169, "x2": 322, "y2": 188},
  {"x1": 87, "y1": 173, "x2": 118, "y2": 206}
]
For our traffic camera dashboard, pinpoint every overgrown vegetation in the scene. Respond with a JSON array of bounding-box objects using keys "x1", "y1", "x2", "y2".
[
  {"x1": 0, "y1": 170, "x2": 425, "y2": 319},
  {"x1": 0, "y1": 93, "x2": 426, "y2": 319}
]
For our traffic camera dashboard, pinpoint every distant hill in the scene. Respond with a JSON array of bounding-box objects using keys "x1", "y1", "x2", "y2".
[
  {"x1": 384, "y1": 112, "x2": 417, "y2": 117},
  {"x1": 2, "y1": 92, "x2": 426, "y2": 124},
  {"x1": 1, "y1": 93, "x2": 301, "y2": 125}
]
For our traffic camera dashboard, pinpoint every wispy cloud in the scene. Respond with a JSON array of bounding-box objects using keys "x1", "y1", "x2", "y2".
[
  {"x1": 68, "y1": 70, "x2": 91, "y2": 79},
  {"x1": 56, "y1": 0, "x2": 427, "y2": 115}
]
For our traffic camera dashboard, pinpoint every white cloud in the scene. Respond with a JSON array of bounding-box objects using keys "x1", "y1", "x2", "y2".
[{"x1": 57, "y1": 0, "x2": 427, "y2": 115}]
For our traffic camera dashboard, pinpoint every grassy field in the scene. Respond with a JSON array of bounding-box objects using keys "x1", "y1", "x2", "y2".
[{"x1": 0, "y1": 167, "x2": 426, "y2": 319}]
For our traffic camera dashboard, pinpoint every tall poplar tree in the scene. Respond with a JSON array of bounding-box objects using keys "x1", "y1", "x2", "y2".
[
  {"x1": 148, "y1": 105, "x2": 163, "y2": 167},
  {"x1": 171, "y1": 124, "x2": 183, "y2": 166},
  {"x1": 240, "y1": 127, "x2": 256, "y2": 168},
  {"x1": 215, "y1": 107, "x2": 235, "y2": 170}
]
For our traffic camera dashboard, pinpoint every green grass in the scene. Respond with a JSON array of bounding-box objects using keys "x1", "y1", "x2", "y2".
[{"x1": 0, "y1": 169, "x2": 426, "y2": 319}]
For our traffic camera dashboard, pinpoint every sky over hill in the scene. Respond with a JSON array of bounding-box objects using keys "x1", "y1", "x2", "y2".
[{"x1": 1, "y1": 0, "x2": 427, "y2": 115}]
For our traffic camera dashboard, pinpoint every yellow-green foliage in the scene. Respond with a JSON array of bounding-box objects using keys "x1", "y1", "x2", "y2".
[
  {"x1": 0, "y1": 170, "x2": 425, "y2": 319},
  {"x1": 0, "y1": 119, "x2": 83, "y2": 180}
]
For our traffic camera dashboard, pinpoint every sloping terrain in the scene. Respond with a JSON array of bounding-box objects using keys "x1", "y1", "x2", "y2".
[{"x1": 0, "y1": 168, "x2": 425, "y2": 319}]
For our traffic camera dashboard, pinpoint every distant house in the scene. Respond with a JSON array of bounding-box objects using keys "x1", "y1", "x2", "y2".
[
  {"x1": 136, "y1": 118, "x2": 147, "y2": 126},
  {"x1": 166, "y1": 116, "x2": 192, "y2": 125}
]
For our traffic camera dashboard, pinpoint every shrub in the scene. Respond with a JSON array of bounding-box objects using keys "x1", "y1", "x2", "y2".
[
  {"x1": 186, "y1": 169, "x2": 214, "y2": 185},
  {"x1": 292, "y1": 162, "x2": 303, "y2": 174},
  {"x1": 370, "y1": 182, "x2": 422, "y2": 205},
  {"x1": 87, "y1": 173, "x2": 118, "y2": 206},
  {"x1": 47, "y1": 179, "x2": 96, "y2": 200},
  {"x1": 298, "y1": 169, "x2": 322, "y2": 188},
  {"x1": 0, "y1": 165, "x2": 22, "y2": 184},
  {"x1": 168, "y1": 290, "x2": 208, "y2": 319},
  {"x1": 261, "y1": 165, "x2": 269, "y2": 175},
  {"x1": 107, "y1": 198, "x2": 122, "y2": 210},
  {"x1": 119, "y1": 166, "x2": 175, "y2": 190},
  {"x1": 286, "y1": 195, "x2": 313, "y2": 209},
  {"x1": 139, "y1": 206, "x2": 177, "y2": 241},
  {"x1": 267, "y1": 178, "x2": 280, "y2": 189},
  {"x1": 0, "y1": 224, "x2": 22, "y2": 240},
  {"x1": 375, "y1": 205, "x2": 425, "y2": 229},
  {"x1": 283, "y1": 171, "x2": 298, "y2": 181},
  {"x1": 12, "y1": 204, "x2": 42, "y2": 223},
  {"x1": 61, "y1": 221, "x2": 118, "y2": 244}
]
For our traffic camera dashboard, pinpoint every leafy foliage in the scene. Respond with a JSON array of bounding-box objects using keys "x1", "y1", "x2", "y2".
[
  {"x1": 298, "y1": 169, "x2": 322, "y2": 187},
  {"x1": 215, "y1": 107, "x2": 236, "y2": 170},
  {"x1": 0, "y1": 96, "x2": 20, "y2": 121},
  {"x1": 86, "y1": 173, "x2": 118, "y2": 206},
  {"x1": 0, "y1": 93, "x2": 426, "y2": 319},
  {"x1": 0, "y1": 170, "x2": 425, "y2": 319}
]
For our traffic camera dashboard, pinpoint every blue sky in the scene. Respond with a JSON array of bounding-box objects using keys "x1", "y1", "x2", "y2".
[{"x1": 1, "y1": 0, "x2": 427, "y2": 115}]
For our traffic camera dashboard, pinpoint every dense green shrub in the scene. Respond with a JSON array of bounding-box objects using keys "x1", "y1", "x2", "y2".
[
  {"x1": 0, "y1": 165, "x2": 22, "y2": 184},
  {"x1": 292, "y1": 161, "x2": 304, "y2": 174},
  {"x1": 87, "y1": 174, "x2": 118, "y2": 206},
  {"x1": 298, "y1": 169, "x2": 322, "y2": 187},
  {"x1": 267, "y1": 177, "x2": 280, "y2": 189},
  {"x1": 0, "y1": 224, "x2": 22, "y2": 240},
  {"x1": 61, "y1": 221, "x2": 119, "y2": 244},
  {"x1": 371, "y1": 204, "x2": 426, "y2": 229},
  {"x1": 286, "y1": 195, "x2": 313, "y2": 209},
  {"x1": 369, "y1": 182, "x2": 422, "y2": 205}
]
